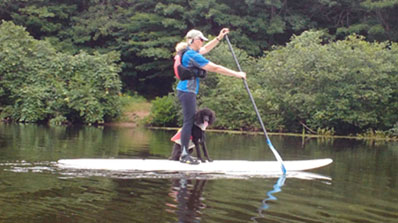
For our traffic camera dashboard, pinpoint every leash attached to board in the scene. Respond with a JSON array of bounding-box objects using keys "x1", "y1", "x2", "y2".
[{"x1": 225, "y1": 35, "x2": 287, "y2": 174}]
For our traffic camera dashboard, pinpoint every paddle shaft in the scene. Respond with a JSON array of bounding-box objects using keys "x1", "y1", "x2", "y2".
[{"x1": 225, "y1": 35, "x2": 286, "y2": 174}]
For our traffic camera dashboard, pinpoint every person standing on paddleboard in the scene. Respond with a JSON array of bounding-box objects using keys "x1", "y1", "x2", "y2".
[{"x1": 176, "y1": 28, "x2": 246, "y2": 164}]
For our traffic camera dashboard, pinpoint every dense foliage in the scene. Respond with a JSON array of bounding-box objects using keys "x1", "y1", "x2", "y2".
[
  {"x1": 0, "y1": 21, "x2": 122, "y2": 124},
  {"x1": 2, "y1": 1, "x2": 398, "y2": 134},
  {"x1": 256, "y1": 31, "x2": 398, "y2": 134},
  {"x1": 1, "y1": 0, "x2": 398, "y2": 96},
  {"x1": 149, "y1": 94, "x2": 179, "y2": 127},
  {"x1": 149, "y1": 31, "x2": 398, "y2": 135}
]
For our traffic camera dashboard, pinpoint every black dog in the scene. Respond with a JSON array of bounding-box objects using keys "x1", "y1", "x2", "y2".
[{"x1": 169, "y1": 108, "x2": 216, "y2": 163}]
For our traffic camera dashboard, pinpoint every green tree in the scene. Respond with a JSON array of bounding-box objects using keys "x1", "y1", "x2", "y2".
[
  {"x1": 0, "y1": 21, "x2": 122, "y2": 124},
  {"x1": 256, "y1": 30, "x2": 398, "y2": 134},
  {"x1": 2, "y1": 0, "x2": 398, "y2": 100}
]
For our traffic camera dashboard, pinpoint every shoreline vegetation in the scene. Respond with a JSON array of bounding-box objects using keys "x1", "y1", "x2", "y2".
[
  {"x1": 2, "y1": 94, "x2": 397, "y2": 141},
  {"x1": 105, "y1": 94, "x2": 152, "y2": 128},
  {"x1": 115, "y1": 96, "x2": 398, "y2": 142},
  {"x1": 149, "y1": 127, "x2": 398, "y2": 142}
]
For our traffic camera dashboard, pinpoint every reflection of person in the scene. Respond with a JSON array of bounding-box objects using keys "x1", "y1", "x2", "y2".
[
  {"x1": 176, "y1": 28, "x2": 246, "y2": 164},
  {"x1": 166, "y1": 179, "x2": 207, "y2": 222}
]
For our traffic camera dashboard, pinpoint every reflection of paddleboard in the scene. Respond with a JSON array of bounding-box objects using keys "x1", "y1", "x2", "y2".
[{"x1": 57, "y1": 158, "x2": 333, "y2": 177}]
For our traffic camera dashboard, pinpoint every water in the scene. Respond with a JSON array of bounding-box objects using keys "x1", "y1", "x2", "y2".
[{"x1": 0, "y1": 123, "x2": 397, "y2": 223}]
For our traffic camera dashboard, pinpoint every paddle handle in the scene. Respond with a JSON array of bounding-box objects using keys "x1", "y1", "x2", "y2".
[{"x1": 225, "y1": 35, "x2": 286, "y2": 174}]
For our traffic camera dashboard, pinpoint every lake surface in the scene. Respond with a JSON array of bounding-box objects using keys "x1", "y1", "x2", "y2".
[{"x1": 0, "y1": 123, "x2": 397, "y2": 223}]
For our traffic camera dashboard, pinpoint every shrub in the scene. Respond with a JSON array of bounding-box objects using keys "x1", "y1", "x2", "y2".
[
  {"x1": 149, "y1": 94, "x2": 179, "y2": 127},
  {"x1": 0, "y1": 21, "x2": 122, "y2": 124},
  {"x1": 256, "y1": 30, "x2": 398, "y2": 134}
]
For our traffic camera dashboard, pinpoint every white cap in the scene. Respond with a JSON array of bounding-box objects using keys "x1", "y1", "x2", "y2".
[{"x1": 185, "y1": 29, "x2": 209, "y2": 41}]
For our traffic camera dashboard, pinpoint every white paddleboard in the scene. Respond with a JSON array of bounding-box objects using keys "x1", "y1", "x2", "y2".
[{"x1": 57, "y1": 158, "x2": 333, "y2": 177}]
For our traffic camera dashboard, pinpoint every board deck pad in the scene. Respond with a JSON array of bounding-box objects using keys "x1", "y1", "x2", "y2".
[{"x1": 57, "y1": 158, "x2": 333, "y2": 179}]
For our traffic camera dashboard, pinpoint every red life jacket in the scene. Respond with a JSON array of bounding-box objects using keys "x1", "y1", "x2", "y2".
[
  {"x1": 173, "y1": 48, "x2": 207, "y2": 80},
  {"x1": 170, "y1": 128, "x2": 195, "y2": 148}
]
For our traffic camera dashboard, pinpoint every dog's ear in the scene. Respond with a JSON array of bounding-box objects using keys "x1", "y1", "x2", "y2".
[
  {"x1": 208, "y1": 109, "x2": 216, "y2": 125},
  {"x1": 202, "y1": 108, "x2": 215, "y2": 125},
  {"x1": 194, "y1": 109, "x2": 202, "y2": 123}
]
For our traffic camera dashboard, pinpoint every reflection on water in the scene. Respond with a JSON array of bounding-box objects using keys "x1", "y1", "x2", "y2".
[
  {"x1": 259, "y1": 175, "x2": 286, "y2": 211},
  {"x1": 251, "y1": 175, "x2": 286, "y2": 222},
  {"x1": 1, "y1": 123, "x2": 398, "y2": 223},
  {"x1": 166, "y1": 177, "x2": 288, "y2": 223},
  {"x1": 167, "y1": 179, "x2": 207, "y2": 223}
]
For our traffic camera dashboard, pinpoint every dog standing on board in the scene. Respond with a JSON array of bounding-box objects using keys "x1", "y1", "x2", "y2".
[{"x1": 170, "y1": 108, "x2": 216, "y2": 163}]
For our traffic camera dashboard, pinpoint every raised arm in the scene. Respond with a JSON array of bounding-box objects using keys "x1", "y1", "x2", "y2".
[{"x1": 199, "y1": 28, "x2": 229, "y2": 55}]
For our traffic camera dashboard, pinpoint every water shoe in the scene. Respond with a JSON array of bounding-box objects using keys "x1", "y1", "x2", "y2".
[{"x1": 180, "y1": 155, "x2": 200, "y2": 165}]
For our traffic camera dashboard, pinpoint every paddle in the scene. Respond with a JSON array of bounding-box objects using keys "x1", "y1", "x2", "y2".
[{"x1": 225, "y1": 35, "x2": 287, "y2": 174}]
